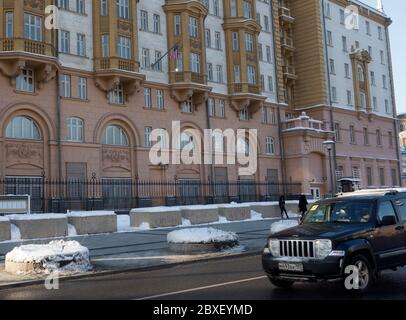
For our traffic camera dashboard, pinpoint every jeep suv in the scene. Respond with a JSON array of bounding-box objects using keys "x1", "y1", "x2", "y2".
[{"x1": 262, "y1": 189, "x2": 406, "y2": 292}]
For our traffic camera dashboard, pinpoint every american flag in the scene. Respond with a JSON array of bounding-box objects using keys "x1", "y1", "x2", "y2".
[{"x1": 169, "y1": 45, "x2": 180, "y2": 60}]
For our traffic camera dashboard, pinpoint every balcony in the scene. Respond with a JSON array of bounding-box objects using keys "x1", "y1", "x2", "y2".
[
  {"x1": 0, "y1": 38, "x2": 58, "y2": 88},
  {"x1": 281, "y1": 36, "x2": 295, "y2": 53},
  {"x1": 283, "y1": 65, "x2": 298, "y2": 81},
  {"x1": 94, "y1": 57, "x2": 145, "y2": 98},
  {"x1": 227, "y1": 83, "x2": 265, "y2": 114},
  {"x1": 279, "y1": 7, "x2": 295, "y2": 24}
]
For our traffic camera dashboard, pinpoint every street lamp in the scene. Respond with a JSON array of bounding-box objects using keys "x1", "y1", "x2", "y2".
[{"x1": 323, "y1": 140, "x2": 336, "y2": 196}]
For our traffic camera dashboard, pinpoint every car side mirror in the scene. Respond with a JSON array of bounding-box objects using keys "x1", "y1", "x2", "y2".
[{"x1": 380, "y1": 215, "x2": 397, "y2": 226}]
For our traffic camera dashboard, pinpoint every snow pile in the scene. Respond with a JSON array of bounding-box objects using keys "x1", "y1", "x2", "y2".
[
  {"x1": 250, "y1": 210, "x2": 263, "y2": 220},
  {"x1": 68, "y1": 224, "x2": 78, "y2": 236},
  {"x1": 5, "y1": 240, "x2": 92, "y2": 274},
  {"x1": 67, "y1": 211, "x2": 115, "y2": 217},
  {"x1": 117, "y1": 215, "x2": 132, "y2": 232},
  {"x1": 10, "y1": 224, "x2": 21, "y2": 241},
  {"x1": 167, "y1": 227, "x2": 238, "y2": 244},
  {"x1": 8, "y1": 214, "x2": 67, "y2": 220},
  {"x1": 0, "y1": 216, "x2": 10, "y2": 222},
  {"x1": 270, "y1": 220, "x2": 299, "y2": 235}
]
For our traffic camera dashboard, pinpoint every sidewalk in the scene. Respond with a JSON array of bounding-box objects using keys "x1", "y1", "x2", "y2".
[{"x1": 0, "y1": 217, "x2": 291, "y2": 287}]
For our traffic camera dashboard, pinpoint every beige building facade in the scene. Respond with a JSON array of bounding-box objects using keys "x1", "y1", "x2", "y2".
[{"x1": 0, "y1": 0, "x2": 400, "y2": 210}]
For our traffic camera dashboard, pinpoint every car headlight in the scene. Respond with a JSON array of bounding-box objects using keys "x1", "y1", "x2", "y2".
[
  {"x1": 268, "y1": 239, "x2": 280, "y2": 257},
  {"x1": 314, "y1": 239, "x2": 332, "y2": 259}
]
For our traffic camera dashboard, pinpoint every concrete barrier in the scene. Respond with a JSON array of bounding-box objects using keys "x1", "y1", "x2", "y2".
[
  {"x1": 67, "y1": 211, "x2": 117, "y2": 235},
  {"x1": 180, "y1": 205, "x2": 219, "y2": 225},
  {"x1": 249, "y1": 203, "x2": 280, "y2": 218},
  {"x1": 9, "y1": 214, "x2": 68, "y2": 240},
  {"x1": 217, "y1": 204, "x2": 251, "y2": 221},
  {"x1": 130, "y1": 207, "x2": 183, "y2": 228},
  {"x1": 0, "y1": 217, "x2": 11, "y2": 241},
  {"x1": 285, "y1": 201, "x2": 300, "y2": 214}
]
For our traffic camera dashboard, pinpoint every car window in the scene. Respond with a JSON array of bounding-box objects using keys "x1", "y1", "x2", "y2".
[
  {"x1": 377, "y1": 201, "x2": 397, "y2": 222},
  {"x1": 395, "y1": 198, "x2": 406, "y2": 222}
]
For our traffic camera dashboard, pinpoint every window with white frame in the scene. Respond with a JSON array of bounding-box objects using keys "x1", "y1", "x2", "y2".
[
  {"x1": 60, "y1": 74, "x2": 71, "y2": 98},
  {"x1": 116, "y1": 0, "x2": 130, "y2": 19},
  {"x1": 101, "y1": 0, "x2": 108, "y2": 16},
  {"x1": 347, "y1": 90, "x2": 352, "y2": 105},
  {"x1": 376, "y1": 129, "x2": 382, "y2": 146},
  {"x1": 176, "y1": 52, "x2": 183, "y2": 71},
  {"x1": 329, "y1": 59, "x2": 335, "y2": 74},
  {"x1": 102, "y1": 125, "x2": 129, "y2": 146},
  {"x1": 385, "y1": 99, "x2": 390, "y2": 113},
  {"x1": 181, "y1": 98, "x2": 193, "y2": 113},
  {"x1": 327, "y1": 30, "x2": 333, "y2": 46},
  {"x1": 268, "y1": 76, "x2": 274, "y2": 92},
  {"x1": 378, "y1": 26, "x2": 383, "y2": 40},
  {"x1": 239, "y1": 108, "x2": 249, "y2": 121},
  {"x1": 265, "y1": 137, "x2": 275, "y2": 155},
  {"x1": 243, "y1": 0, "x2": 252, "y2": 18},
  {"x1": 153, "y1": 50, "x2": 162, "y2": 71},
  {"x1": 230, "y1": 0, "x2": 237, "y2": 16},
  {"x1": 76, "y1": 0, "x2": 85, "y2": 14},
  {"x1": 189, "y1": 16, "x2": 198, "y2": 38},
  {"x1": 234, "y1": 65, "x2": 240, "y2": 83},
  {"x1": 140, "y1": 10, "x2": 148, "y2": 31},
  {"x1": 264, "y1": 16, "x2": 269, "y2": 32},
  {"x1": 16, "y1": 69, "x2": 34, "y2": 93},
  {"x1": 366, "y1": 21, "x2": 371, "y2": 35},
  {"x1": 141, "y1": 48, "x2": 150, "y2": 68},
  {"x1": 66, "y1": 117, "x2": 84, "y2": 142},
  {"x1": 212, "y1": 131, "x2": 224, "y2": 153},
  {"x1": 331, "y1": 86, "x2": 337, "y2": 102},
  {"x1": 382, "y1": 74, "x2": 387, "y2": 89},
  {"x1": 232, "y1": 32, "x2": 239, "y2": 51},
  {"x1": 213, "y1": 0, "x2": 220, "y2": 16},
  {"x1": 247, "y1": 65, "x2": 256, "y2": 84},
  {"x1": 78, "y1": 77, "x2": 87, "y2": 100},
  {"x1": 215, "y1": 31, "x2": 221, "y2": 50},
  {"x1": 260, "y1": 74, "x2": 265, "y2": 91},
  {"x1": 342, "y1": 36, "x2": 347, "y2": 52},
  {"x1": 266, "y1": 45, "x2": 271, "y2": 63},
  {"x1": 360, "y1": 92, "x2": 366, "y2": 109},
  {"x1": 59, "y1": 30, "x2": 70, "y2": 53},
  {"x1": 207, "y1": 63, "x2": 213, "y2": 81},
  {"x1": 237, "y1": 137, "x2": 250, "y2": 155},
  {"x1": 144, "y1": 88, "x2": 152, "y2": 108},
  {"x1": 245, "y1": 33, "x2": 254, "y2": 52},
  {"x1": 156, "y1": 89, "x2": 164, "y2": 109},
  {"x1": 174, "y1": 15, "x2": 181, "y2": 36},
  {"x1": 190, "y1": 53, "x2": 200, "y2": 73},
  {"x1": 344, "y1": 63, "x2": 350, "y2": 78},
  {"x1": 117, "y1": 36, "x2": 131, "y2": 59},
  {"x1": 109, "y1": 85, "x2": 124, "y2": 104},
  {"x1": 261, "y1": 107, "x2": 276, "y2": 124},
  {"x1": 334, "y1": 123, "x2": 341, "y2": 141},
  {"x1": 208, "y1": 98, "x2": 215, "y2": 117},
  {"x1": 205, "y1": 29, "x2": 211, "y2": 48},
  {"x1": 58, "y1": 0, "x2": 69, "y2": 10},
  {"x1": 216, "y1": 65, "x2": 223, "y2": 83},
  {"x1": 340, "y1": 9, "x2": 345, "y2": 24},
  {"x1": 5, "y1": 12, "x2": 13, "y2": 38},
  {"x1": 144, "y1": 127, "x2": 152, "y2": 147},
  {"x1": 77, "y1": 33, "x2": 86, "y2": 56},
  {"x1": 380, "y1": 50, "x2": 385, "y2": 64},
  {"x1": 373, "y1": 96, "x2": 378, "y2": 111},
  {"x1": 101, "y1": 34, "x2": 109, "y2": 57},
  {"x1": 258, "y1": 43, "x2": 263, "y2": 60},
  {"x1": 6, "y1": 116, "x2": 41, "y2": 140},
  {"x1": 218, "y1": 99, "x2": 225, "y2": 118},
  {"x1": 153, "y1": 14, "x2": 161, "y2": 33},
  {"x1": 370, "y1": 71, "x2": 376, "y2": 86}
]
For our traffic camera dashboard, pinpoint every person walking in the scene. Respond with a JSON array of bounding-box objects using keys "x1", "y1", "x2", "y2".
[
  {"x1": 279, "y1": 195, "x2": 289, "y2": 219},
  {"x1": 298, "y1": 194, "x2": 308, "y2": 221}
]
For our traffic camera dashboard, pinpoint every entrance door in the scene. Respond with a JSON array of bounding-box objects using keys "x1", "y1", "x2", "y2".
[
  {"x1": 267, "y1": 169, "x2": 279, "y2": 200},
  {"x1": 214, "y1": 167, "x2": 229, "y2": 203},
  {"x1": 310, "y1": 188, "x2": 321, "y2": 200},
  {"x1": 66, "y1": 162, "x2": 87, "y2": 210}
]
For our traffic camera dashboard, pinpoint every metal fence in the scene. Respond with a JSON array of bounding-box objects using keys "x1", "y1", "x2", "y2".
[{"x1": 0, "y1": 177, "x2": 302, "y2": 213}]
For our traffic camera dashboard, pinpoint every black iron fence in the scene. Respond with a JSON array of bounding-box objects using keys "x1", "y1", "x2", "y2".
[{"x1": 0, "y1": 177, "x2": 302, "y2": 213}]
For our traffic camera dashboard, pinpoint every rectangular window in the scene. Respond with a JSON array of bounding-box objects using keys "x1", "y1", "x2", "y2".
[
  {"x1": 380, "y1": 50, "x2": 385, "y2": 64},
  {"x1": 232, "y1": 32, "x2": 239, "y2": 51},
  {"x1": 205, "y1": 29, "x2": 211, "y2": 48},
  {"x1": 76, "y1": 0, "x2": 85, "y2": 14},
  {"x1": 78, "y1": 77, "x2": 87, "y2": 100},
  {"x1": 349, "y1": 125, "x2": 356, "y2": 144},
  {"x1": 331, "y1": 86, "x2": 337, "y2": 102},
  {"x1": 378, "y1": 26, "x2": 383, "y2": 40},
  {"x1": 190, "y1": 53, "x2": 200, "y2": 73},
  {"x1": 327, "y1": 30, "x2": 333, "y2": 46},
  {"x1": 215, "y1": 31, "x2": 221, "y2": 50},
  {"x1": 344, "y1": 63, "x2": 350, "y2": 78},
  {"x1": 101, "y1": 0, "x2": 108, "y2": 16},
  {"x1": 144, "y1": 88, "x2": 152, "y2": 108},
  {"x1": 144, "y1": 127, "x2": 152, "y2": 147},
  {"x1": 181, "y1": 98, "x2": 193, "y2": 113},
  {"x1": 268, "y1": 76, "x2": 274, "y2": 92},
  {"x1": 218, "y1": 100, "x2": 225, "y2": 118},
  {"x1": 370, "y1": 71, "x2": 376, "y2": 85},
  {"x1": 216, "y1": 65, "x2": 223, "y2": 83},
  {"x1": 60, "y1": 74, "x2": 71, "y2": 98},
  {"x1": 264, "y1": 16, "x2": 270, "y2": 32},
  {"x1": 389, "y1": 131, "x2": 393, "y2": 148},
  {"x1": 367, "y1": 167, "x2": 373, "y2": 186},
  {"x1": 360, "y1": 92, "x2": 366, "y2": 109},
  {"x1": 334, "y1": 123, "x2": 341, "y2": 141},
  {"x1": 368, "y1": 46, "x2": 372, "y2": 58},
  {"x1": 265, "y1": 137, "x2": 275, "y2": 155},
  {"x1": 245, "y1": 33, "x2": 254, "y2": 52},
  {"x1": 230, "y1": 0, "x2": 237, "y2": 16},
  {"x1": 207, "y1": 63, "x2": 213, "y2": 81},
  {"x1": 239, "y1": 108, "x2": 249, "y2": 121},
  {"x1": 329, "y1": 59, "x2": 335, "y2": 74},
  {"x1": 340, "y1": 9, "x2": 345, "y2": 24},
  {"x1": 117, "y1": 36, "x2": 131, "y2": 59},
  {"x1": 174, "y1": 15, "x2": 181, "y2": 36},
  {"x1": 140, "y1": 10, "x2": 148, "y2": 31},
  {"x1": 156, "y1": 89, "x2": 164, "y2": 109},
  {"x1": 382, "y1": 75, "x2": 387, "y2": 89},
  {"x1": 109, "y1": 85, "x2": 124, "y2": 104},
  {"x1": 207, "y1": 98, "x2": 215, "y2": 117},
  {"x1": 366, "y1": 21, "x2": 371, "y2": 35},
  {"x1": 77, "y1": 33, "x2": 86, "y2": 56},
  {"x1": 392, "y1": 169, "x2": 398, "y2": 186},
  {"x1": 243, "y1": 0, "x2": 252, "y2": 18},
  {"x1": 376, "y1": 129, "x2": 382, "y2": 146},
  {"x1": 213, "y1": 0, "x2": 220, "y2": 16},
  {"x1": 141, "y1": 48, "x2": 150, "y2": 68},
  {"x1": 58, "y1": 0, "x2": 69, "y2": 9},
  {"x1": 247, "y1": 65, "x2": 256, "y2": 84},
  {"x1": 116, "y1": 0, "x2": 130, "y2": 19},
  {"x1": 101, "y1": 34, "x2": 109, "y2": 57},
  {"x1": 342, "y1": 36, "x2": 347, "y2": 52},
  {"x1": 385, "y1": 99, "x2": 390, "y2": 114},
  {"x1": 261, "y1": 107, "x2": 276, "y2": 124},
  {"x1": 153, "y1": 51, "x2": 162, "y2": 71},
  {"x1": 363, "y1": 127, "x2": 369, "y2": 145},
  {"x1": 153, "y1": 14, "x2": 161, "y2": 33},
  {"x1": 260, "y1": 74, "x2": 265, "y2": 91},
  {"x1": 373, "y1": 96, "x2": 378, "y2": 111},
  {"x1": 258, "y1": 43, "x2": 263, "y2": 60},
  {"x1": 234, "y1": 65, "x2": 240, "y2": 83},
  {"x1": 59, "y1": 30, "x2": 70, "y2": 53},
  {"x1": 189, "y1": 16, "x2": 198, "y2": 38},
  {"x1": 379, "y1": 168, "x2": 385, "y2": 186},
  {"x1": 176, "y1": 52, "x2": 183, "y2": 71},
  {"x1": 346, "y1": 90, "x2": 352, "y2": 105},
  {"x1": 266, "y1": 46, "x2": 271, "y2": 63},
  {"x1": 16, "y1": 69, "x2": 34, "y2": 93},
  {"x1": 5, "y1": 12, "x2": 13, "y2": 38}
]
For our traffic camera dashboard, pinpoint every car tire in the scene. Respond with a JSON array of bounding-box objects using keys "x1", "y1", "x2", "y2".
[
  {"x1": 269, "y1": 277, "x2": 294, "y2": 289},
  {"x1": 343, "y1": 254, "x2": 375, "y2": 293}
]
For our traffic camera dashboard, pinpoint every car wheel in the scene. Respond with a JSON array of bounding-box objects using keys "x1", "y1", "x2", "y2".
[
  {"x1": 269, "y1": 277, "x2": 294, "y2": 289},
  {"x1": 343, "y1": 254, "x2": 375, "y2": 293}
]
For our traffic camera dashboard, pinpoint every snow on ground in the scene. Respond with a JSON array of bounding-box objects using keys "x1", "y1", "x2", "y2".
[
  {"x1": 10, "y1": 224, "x2": 21, "y2": 241},
  {"x1": 250, "y1": 210, "x2": 263, "y2": 221},
  {"x1": 5, "y1": 240, "x2": 92, "y2": 274},
  {"x1": 167, "y1": 227, "x2": 238, "y2": 244},
  {"x1": 67, "y1": 211, "x2": 116, "y2": 217},
  {"x1": 68, "y1": 224, "x2": 77, "y2": 237},
  {"x1": 8, "y1": 214, "x2": 67, "y2": 220},
  {"x1": 181, "y1": 218, "x2": 192, "y2": 227},
  {"x1": 0, "y1": 216, "x2": 10, "y2": 222},
  {"x1": 131, "y1": 206, "x2": 181, "y2": 213},
  {"x1": 270, "y1": 219, "x2": 299, "y2": 235}
]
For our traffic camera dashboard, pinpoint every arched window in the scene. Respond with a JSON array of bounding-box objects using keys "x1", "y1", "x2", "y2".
[
  {"x1": 178, "y1": 132, "x2": 195, "y2": 150},
  {"x1": 357, "y1": 65, "x2": 364, "y2": 82},
  {"x1": 265, "y1": 137, "x2": 275, "y2": 155},
  {"x1": 5, "y1": 116, "x2": 41, "y2": 140},
  {"x1": 212, "y1": 131, "x2": 224, "y2": 153},
  {"x1": 66, "y1": 117, "x2": 84, "y2": 142},
  {"x1": 102, "y1": 125, "x2": 129, "y2": 146}
]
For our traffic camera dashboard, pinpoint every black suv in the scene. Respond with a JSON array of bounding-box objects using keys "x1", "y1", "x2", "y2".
[{"x1": 262, "y1": 189, "x2": 406, "y2": 292}]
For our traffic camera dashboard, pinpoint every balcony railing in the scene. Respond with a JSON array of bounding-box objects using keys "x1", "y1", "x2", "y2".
[
  {"x1": 228, "y1": 83, "x2": 261, "y2": 95},
  {"x1": 279, "y1": 7, "x2": 295, "y2": 23},
  {"x1": 95, "y1": 57, "x2": 136, "y2": 72},
  {"x1": 281, "y1": 36, "x2": 294, "y2": 50},
  {"x1": 171, "y1": 71, "x2": 206, "y2": 84},
  {"x1": 283, "y1": 65, "x2": 297, "y2": 80},
  {"x1": 0, "y1": 38, "x2": 55, "y2": 56}
]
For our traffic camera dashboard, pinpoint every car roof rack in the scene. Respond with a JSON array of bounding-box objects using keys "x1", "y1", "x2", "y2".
[{"x1": 336, "y1": 188, "x2": 406, "y2": 198}]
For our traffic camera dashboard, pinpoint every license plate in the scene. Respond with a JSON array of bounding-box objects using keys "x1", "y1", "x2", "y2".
[{"x1": 278, "y1": 262, "x2": 304, "y2": 272}]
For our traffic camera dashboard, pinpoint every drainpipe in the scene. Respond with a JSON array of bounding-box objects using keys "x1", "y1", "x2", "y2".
[
  {"x1": 385, "y1": 19, "x2": 402, "y2": 186},
  {"x1": 205, "y1": 98, "x2": 214, "y2": 199},
  {"x1": 270, "y1": 0, "x2": 287, "y2": 197},
  {"x1": 321, "y1": 0, "x2": 337, "y2": 195},
  {"x1": 55, "y1": 29, "x2": 63, "y2": 184}
]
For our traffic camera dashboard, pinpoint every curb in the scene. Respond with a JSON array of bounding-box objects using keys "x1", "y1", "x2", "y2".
[{"x1": 0, "y1": 249, "x2": 262, "y2": 290}]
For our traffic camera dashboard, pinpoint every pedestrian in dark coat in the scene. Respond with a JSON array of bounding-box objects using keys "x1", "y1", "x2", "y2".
[
  {"x1": 279, "y1": 195, "x2": 289, "y2": 219},
  {"x1": 298, "y1": 194, "x2": 308, "y2": 220}
]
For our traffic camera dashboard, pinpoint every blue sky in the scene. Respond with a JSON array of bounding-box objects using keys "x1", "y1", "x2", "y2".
[{"x1": 363, "y1": 0, "x2": 406, "y2": 114}]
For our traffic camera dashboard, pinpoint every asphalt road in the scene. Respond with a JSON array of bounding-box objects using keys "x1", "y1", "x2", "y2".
[{"x1": 1, "y1": 254, "x2": 406, "y2": 300}]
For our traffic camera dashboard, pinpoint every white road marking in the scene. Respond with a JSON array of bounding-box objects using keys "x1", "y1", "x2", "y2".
[{"x1": 135, "y1": 275, "x2": 267, "y2": 300}]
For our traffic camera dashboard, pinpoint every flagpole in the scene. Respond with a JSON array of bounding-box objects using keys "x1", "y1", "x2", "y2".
[{"x1": 151, "y1": 43, "x2": 179, "y2": 70}]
